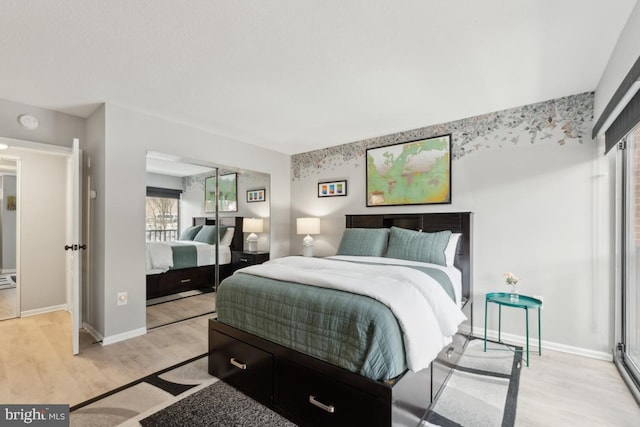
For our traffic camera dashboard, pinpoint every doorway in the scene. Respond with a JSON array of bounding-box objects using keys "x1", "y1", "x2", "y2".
[
  {"x1": 0, "y1": 157, "x2": 18, "y2": 320},
  {"x1": 0, "y1": 137, "x2": 78, "y2": 354}
]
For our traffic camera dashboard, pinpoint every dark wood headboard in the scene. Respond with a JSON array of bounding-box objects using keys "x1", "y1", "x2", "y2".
[
  {"x1": 192, "y1": 216, "x2": 244, "y2": 252},
  {"x1": 345, "y1": 212, "x2": 473, "y2": 303}
]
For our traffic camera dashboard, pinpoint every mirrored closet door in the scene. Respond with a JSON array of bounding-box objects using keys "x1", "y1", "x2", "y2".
[{"x1": 144, "y1": 152, "x2": 270, "y2": 329}]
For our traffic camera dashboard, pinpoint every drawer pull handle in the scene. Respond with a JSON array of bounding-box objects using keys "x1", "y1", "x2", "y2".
[
  {"x1": 309, "y1": 395, "x2": 335, "y2": 413},
  {"x1": 180, "y1": 279, "x2": 192, "y2": 283},
  {"x1": 446, "y1": 347, "x2": 454, "y2": 358},
  {"x1": 240, "y1": 258, "x2": 249, "y2": 262},
  {"x1": 230, "y1": 358, "x2": 247, "y2": 370}
]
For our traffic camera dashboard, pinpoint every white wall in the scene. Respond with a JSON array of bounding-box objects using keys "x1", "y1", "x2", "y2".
[
  {"x1": 146, "y1": 172, "x2": 183, "y2": 190},
  {"x1": 0, "y1": 98, "x2": 85, "y2": 148},
  {"x1": 291, "y1": 92, "x2": 611, "y2": 357},
  {"x1": 594, "y1": 1, "x2": 640, "y2": 125},
  {"x1": 84, "y1": 105, "x2": 106, "y2": 335},
  {"x1": 94, "y1": 103, "x2": 290, "y2": 341}
]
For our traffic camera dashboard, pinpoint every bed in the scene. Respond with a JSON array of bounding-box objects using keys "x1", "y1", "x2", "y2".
[
  {"x1": 208, "y1": 212, "x2": 472, "y2": 427},
  {"x1": 145, "y1": 216, "x2": 244, "y2": 299}
]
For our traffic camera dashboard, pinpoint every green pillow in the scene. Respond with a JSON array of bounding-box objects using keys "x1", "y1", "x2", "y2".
[
  {"x1": 193, "y1": 225, "x2": 229, "y2": 245},
  {"x1": 193, "y1": 225, "x2": 217, "y2": 244},
  {"x1": 385, "y1": 226, "x2": 451, "y2": 266},
  {"x1": 179, "y1": 225, "x2": 202, "y2": 241},
  {"x1": 336, "y1": 228, "x2": 390, "y2": 257}
]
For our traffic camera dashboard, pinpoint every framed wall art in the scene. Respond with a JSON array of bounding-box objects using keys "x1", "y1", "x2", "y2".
[
  {"x1": 318, "y1": 180, "x2": 347, "y2": 198},
  {"x1": 247, "y1": 188, "x2": 266, "y2": 203},
  {"x1": 205, "y1": 173, "x2": 238, "y2": 212},
  {"x1": 366, "y1": 134, "x2": 451, "y2": 207}
]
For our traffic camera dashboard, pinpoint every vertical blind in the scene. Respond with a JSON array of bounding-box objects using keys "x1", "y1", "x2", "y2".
[{"x1": 595, "y1": 54, "x2": 640, "y2": 153}]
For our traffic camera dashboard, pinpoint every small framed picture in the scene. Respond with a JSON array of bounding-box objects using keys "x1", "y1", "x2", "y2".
[
  {"x1": 247, "y1": 188, "x2": 266, "y2": 203},
  {"x1": 318, "y1": 180, "x2": 347, "y2": 198}
]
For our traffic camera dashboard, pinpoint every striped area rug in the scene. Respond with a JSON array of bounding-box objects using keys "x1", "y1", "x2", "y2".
[
  {"x1": 70, "y1": 338, "x2": 521, "y2": 427},
  {"x1": 423, "y1": 338, "x2": 522, "y2": 427}
]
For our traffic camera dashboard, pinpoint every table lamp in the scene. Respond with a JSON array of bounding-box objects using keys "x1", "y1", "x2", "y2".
[
  {"x1": 296, "y1": 217, "x2": 320, "y2": 257},
  {"x1": 243, "y1": 217, "x2": 264, "y2": 252}
]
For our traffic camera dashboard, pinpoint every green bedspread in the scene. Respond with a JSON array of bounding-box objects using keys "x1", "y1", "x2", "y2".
[
  {"x1": 217, "y1": 260, "x2": 456, "y2": 381},
  {"x1": 168, "y1": 242, "x2": 197, "y2": 270}
]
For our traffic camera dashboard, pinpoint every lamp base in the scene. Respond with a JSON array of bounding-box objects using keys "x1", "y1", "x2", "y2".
[
  {"x1": 302, "y1": 245, "x2": 314, "y2": 257},
  {"x1": 302, "y1": 234, "x2": 314, "y2": 257},
  {"x1": 247, "y1": 233, "x2": 258, "y2": 252}
]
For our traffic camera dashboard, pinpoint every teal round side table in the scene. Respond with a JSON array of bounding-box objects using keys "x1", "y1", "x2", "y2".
[{"x1": 483, "y1": 292, "x2": 542, "y2": 366}]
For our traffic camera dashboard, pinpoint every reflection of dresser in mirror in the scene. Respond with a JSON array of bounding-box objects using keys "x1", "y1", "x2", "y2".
[{"x1": 0, "y1": 171, "x2": 18, "y2": 320}]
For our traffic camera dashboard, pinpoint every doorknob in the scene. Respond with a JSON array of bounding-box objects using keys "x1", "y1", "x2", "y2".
[{"x1": 65, "y1": 244, "x2": 87, "y2": 251}]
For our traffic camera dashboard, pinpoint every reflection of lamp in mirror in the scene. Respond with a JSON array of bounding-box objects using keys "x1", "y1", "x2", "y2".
[
  {"x1": 243, "y1": 218, "x2": 263, "y2": 252},
  {"x1": 297, "y1": 217, "x2": 320, "y2": 257}
]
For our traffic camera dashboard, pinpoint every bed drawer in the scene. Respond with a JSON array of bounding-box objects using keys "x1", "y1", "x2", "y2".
[
  {"x1": 209, "y1": 330, "x2": 274, "y2": 403},
  {"x1": 277, "y1": 361, "x2": 384, "y2": 427},
  {"x1": 157, "y1": 266, "x2": 213, "y2": 294}
]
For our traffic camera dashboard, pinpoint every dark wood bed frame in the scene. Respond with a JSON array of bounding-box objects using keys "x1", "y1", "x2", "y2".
[
  {"x1": 208, "y1": 212, "x2": 473, "y2": 426},
  {"x1": 146, "y1": 216, "x2": 244, "y2": 299}
]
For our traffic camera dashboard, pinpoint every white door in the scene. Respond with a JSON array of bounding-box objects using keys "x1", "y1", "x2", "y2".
[{"x1": 68, "y1": 138, "x2": 82, "y2": 355}]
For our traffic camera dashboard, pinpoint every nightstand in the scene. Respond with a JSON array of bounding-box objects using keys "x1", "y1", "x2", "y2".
[
  {"x1": 231, "y1": 251, "x2": 270, "y2": 272},
  {"x1": 483, "y1": 292, "x2": 542, "y2": 366}
]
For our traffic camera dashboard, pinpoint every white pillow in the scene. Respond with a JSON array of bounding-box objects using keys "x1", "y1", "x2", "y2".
[
  {"x1": 221, "y1": 227, "x2": 235, "y2": 246},
  {"x1": 444, "y1": 233, "x2": 461, "y2": 266}
]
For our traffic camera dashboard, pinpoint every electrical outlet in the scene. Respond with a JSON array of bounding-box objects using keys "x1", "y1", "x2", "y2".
[
  {"x1": 534, "y1": 295, "x2": 543, "y2": 309},
  {"x1": 117, "y1": 291, "x2": 128, "y2": 306}
]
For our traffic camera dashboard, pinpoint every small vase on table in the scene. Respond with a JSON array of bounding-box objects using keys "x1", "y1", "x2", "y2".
[
  {"x1": 510, "y1": 285, "x2": 519, "y2": 302},
  {"x1": 504, "y1": 272, "x2": 520, "y2": 302}
]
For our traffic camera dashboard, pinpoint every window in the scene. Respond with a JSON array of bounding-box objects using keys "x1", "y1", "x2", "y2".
[
  {"x1": 146, "y1": 187, "x2": 181, "y2": 242},
  {"x1": 621, "y1": 124, "x2": 640, "y2": 389}
]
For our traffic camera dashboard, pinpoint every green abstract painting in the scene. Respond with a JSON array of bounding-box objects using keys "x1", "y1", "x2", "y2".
[
  {"x1": 366, "y1": 135, "x2": 451, "y2": 206},
  {"x1": 205, "y1": 173, "x2": 238, "y2": 212}
]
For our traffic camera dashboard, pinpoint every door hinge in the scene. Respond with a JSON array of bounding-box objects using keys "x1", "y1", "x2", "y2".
[
  {"x1": 619, "y1": 139, "x2": 627, "y2": 150},
  {"x1": 617, "y1": 342, "x2": 626, "y2": 353}
]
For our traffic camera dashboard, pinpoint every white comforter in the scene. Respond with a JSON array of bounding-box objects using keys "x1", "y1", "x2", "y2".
[{"x1": 238, "y1": 256, "x2": 466, "y2": 372}]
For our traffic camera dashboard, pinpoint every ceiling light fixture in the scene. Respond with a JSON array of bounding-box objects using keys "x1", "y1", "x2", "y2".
[
  {"x1": 0, "y1": 144, "x2": 8, "y2": 150},
  {"x1": 17, "y1": 114, "x2": 39, "y2": 130}
]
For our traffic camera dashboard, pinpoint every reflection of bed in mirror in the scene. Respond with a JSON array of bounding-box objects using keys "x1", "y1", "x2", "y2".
[
  {"x1": 209, "y1": 212, "x2": 472, "y2": 426},
  {"x1": 145, "y1": 216, "x2": 244, "y2": 299}
]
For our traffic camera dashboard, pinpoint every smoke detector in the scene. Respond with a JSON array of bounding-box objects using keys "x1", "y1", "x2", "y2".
[{"x1": 18, "y1": 114, "x2": 39, "y2": 130}]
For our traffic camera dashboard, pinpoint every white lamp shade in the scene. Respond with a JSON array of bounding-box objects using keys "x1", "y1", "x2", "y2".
[
  {"x1": 297, "y1": 217, "x2": 320, "y2": 235},
  {"x1": 243, "y1": 218, "x2": 264, "y2": 233}
]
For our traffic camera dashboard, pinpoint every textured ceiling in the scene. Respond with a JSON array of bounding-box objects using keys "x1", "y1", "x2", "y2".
[{"x1": 0, "y1": 0, "x2": 636, "y2": 154}]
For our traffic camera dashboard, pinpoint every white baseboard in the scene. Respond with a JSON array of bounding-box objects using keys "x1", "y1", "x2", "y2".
[
  {"x1": 102, "y1": 327, "x2": 147, "y2": 346},
  {"x1": 82, "y1": 322, "x2": 104, "y2": 342},
  {"x1": 21, "y1": 304, "x2": 67, "y2": 318},
  {"x1": 474, "y1": 326, "x2": 613, "y2": 362}
]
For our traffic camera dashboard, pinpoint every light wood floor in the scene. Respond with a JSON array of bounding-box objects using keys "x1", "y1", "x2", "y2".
[
  {"x1": 146, "y1": 292, "x2": 216, "y2": 330},
  {"x1": 0, "y1": 287, "x2": 17, "y2": 320},
  {"x1": 1, "y1": 311, "x2": 639, "y2": 426},
  {"x1": 0, "y1": 310, "x2": 207, "y2": 406},
  {"x1": 517, "y1": 349, "x2": 640, "y2": 426}
]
